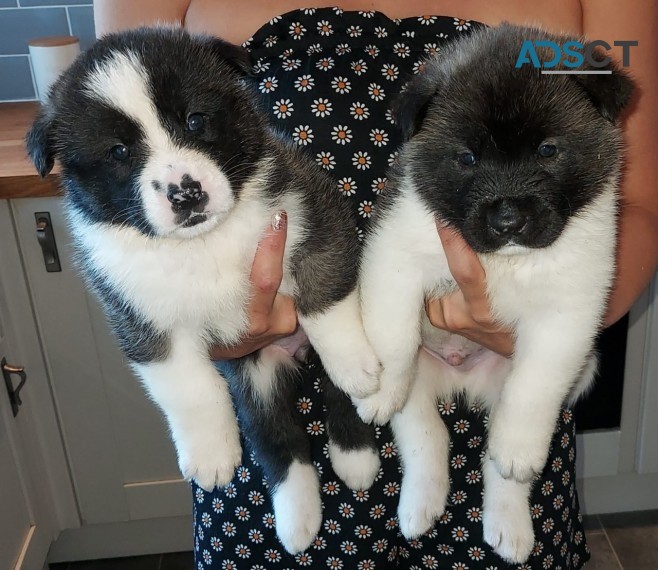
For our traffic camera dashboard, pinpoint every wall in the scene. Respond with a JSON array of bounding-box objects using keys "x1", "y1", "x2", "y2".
[{"x1": 0, "y1": 0, "x2": 95, "y2": 102}]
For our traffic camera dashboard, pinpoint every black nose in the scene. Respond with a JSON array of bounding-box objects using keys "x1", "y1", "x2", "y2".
[
  {"x1": 166, "y1": 174, "x2": 206, "y2": 211},
  {"x1": 486, "y1": 200, "x2": 527, "y2": 235}
]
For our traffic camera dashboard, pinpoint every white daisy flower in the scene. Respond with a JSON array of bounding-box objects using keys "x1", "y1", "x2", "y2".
[
  {"x1": 289, "y1": 21, "x2": 306, "y2": 39},
  {"x1": 295, "y1": 74, "x2": 315, "y2": 92},
  {"x1": 337, "y1": 177, "x2": 357, "y2": 196},
  {"x1": 350, "y1": 101, "x2": 370, "y2": 120},
  {"x1": 393, "y1": 42, "x2": 411, "y2": 58},
  {"x1": 316, "y1": 57, "x2": 335, "y2": 71},
  {"x1": 351, "y1": 59, "x2": 368, "y2": 75},
  {"x1": 273, "y1": 99, "x2": 293, "y2": 119},
  {"x1": 332, "y1": 125, "x2": 353, "y2": 145},
  {"x1": 259, "y1": 76, "x2": 278, "y2": 93},
  {"x1": 311, "y1": 98, "x2": 332, "y2": 118},
  {"x1": 293, "y1": 125, "x2": 313, "y2": 146},
  {"x1": 371, "y1": 177, "x2": 387, "y2": 194},
  {"x1": 370, "y1": 128, "x2": 389, "y2": 146},
  {"x1": 353, "y1": 151, "x2": 372, "y2": 170},
  {"x1": 368, "y1": 83, "x2": 385, "y2": 101},
  {"x1": 317, "y1": 20, "x2": 333, "y2": 36},
  {"x1": 453, "y1": 18, "x2": 472, "y2": 31},
  {"x1": 332, "y1": 76, "x2": 352, "y2": 94},
  {"x1": 382, "y1": 63, "x2": 400, "y2": 81},
  {"x1": 316, "y1": 151, "x2": 336, "y2": 170}
]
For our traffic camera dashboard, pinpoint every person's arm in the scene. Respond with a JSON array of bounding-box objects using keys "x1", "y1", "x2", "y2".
[
  {"x1": 93, "y1": 0, "x2": 192, "y2": 36},
  {"x1": 581, "y1": 0, "x2": 658, "y2": 326}
]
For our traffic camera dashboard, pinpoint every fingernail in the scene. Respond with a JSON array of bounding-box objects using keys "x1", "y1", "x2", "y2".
[{"x1": 272, "y1": 211, "x2": 287, "y2": 231}]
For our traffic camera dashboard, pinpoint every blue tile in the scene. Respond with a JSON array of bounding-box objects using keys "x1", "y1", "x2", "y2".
[
  {"x1": 0, "y1": 56, "x2": 35, "y2": 100},
  {"x1": 0, "y1": 0, "x2": 18, "y2": 7},
  {"x1": 68, "y1": 5, "x2": 95, "y2": 50},
  {"x1": 20, "y1": 0, "x2": 90, "y2": 5},
  {"x1": 0, "y1": 8, "x2": 70, "y2": 55}
]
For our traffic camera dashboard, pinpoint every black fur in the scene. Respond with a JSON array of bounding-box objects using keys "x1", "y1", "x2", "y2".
[{"x1": 387, "y1": 24, "x2": 634, "y2": 253}]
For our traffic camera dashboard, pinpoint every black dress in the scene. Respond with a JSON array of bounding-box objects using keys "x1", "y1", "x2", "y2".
[{"x1": 193, "y1": 8, "x2": 591, "y2": 569}]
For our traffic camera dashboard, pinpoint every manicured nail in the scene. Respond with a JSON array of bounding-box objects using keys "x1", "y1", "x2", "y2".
[{"x1": 272, "y1": 211, "x2": 287, "y2": 231}]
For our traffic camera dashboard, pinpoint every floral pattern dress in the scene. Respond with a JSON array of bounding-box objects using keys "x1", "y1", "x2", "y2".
[{"x1": 193, "y1": 8, "x2": 591, "y2": 569}]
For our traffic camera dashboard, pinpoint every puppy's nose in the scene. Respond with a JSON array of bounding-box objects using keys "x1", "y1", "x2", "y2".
[
  {"x1": 486, "y1": 200, "x2": 527, "y2": 235},
  {"x1": 166, "y1": 174, "x2": 206, "y2": 211}
]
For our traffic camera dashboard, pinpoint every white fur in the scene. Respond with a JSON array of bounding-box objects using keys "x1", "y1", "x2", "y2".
[
  {"x1": 133, "y1": 329, "x2": 242, "y2": 491},
  {"x1": 272, "y1": 460, "x2": 322, "y2": 554},
  {"x1": 359, "y1": 172, "x2": 616, "y2": 559},
  {"x1": 327, "y1": 443, "x2": 381, "y2": 491},
  {"x1": 299, "y1": 290, "x2": 380, "y2": 399}
]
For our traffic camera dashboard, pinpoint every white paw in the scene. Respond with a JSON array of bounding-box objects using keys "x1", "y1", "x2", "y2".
[
  {"x1": 330, "y1": 350, "x2": 381, "y2": 399},
  {"x1": 328, "y1": 443, "x2": 380, "y2": 490},
  {"x1": 175, "y1": 421, "x2": 242, "y2": 491},
  {"x1": 483, "y1": 502, "x2": 535, "y2": 563},
  {"x1": 488, "y1": 412, "x2": 552, "y2": 483},
  {"x1": 397, "y1": 471, "x2": 450, "y2": 539},
  {"x1": 354, "y1": 370, "x2": 409, "y2": 425},
  {"x1": 272, "y1": 461, "x2": 322, "y2": 554}
]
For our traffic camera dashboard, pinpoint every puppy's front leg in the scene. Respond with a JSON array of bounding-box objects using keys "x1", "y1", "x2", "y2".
[
  {"x1": 299, "y1": 289, "x2": 381, "y2": 399},
  {"x1": 355, "y1": 250, "x2": 426, "y2": 425},
  {"x1": 133, "y1": 329, "x2": 241, "y2": 491},
  {"x1": 487, "y1": 318, "x2": 595, "y2": 482}
]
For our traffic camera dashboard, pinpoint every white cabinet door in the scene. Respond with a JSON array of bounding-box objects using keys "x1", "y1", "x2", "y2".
[
  {"x1": 11, "y1": 198, "x2": 191, "y2": 525},
  {"x1": 0, "y1": 351, "x2": 33, "y2": 569}
]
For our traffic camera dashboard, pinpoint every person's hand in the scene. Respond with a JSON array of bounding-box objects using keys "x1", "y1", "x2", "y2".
[
  {"x1": 209, "y1": 212, "x2": 298, "y2": 360},
  {"x1": 425, "y1": 220, "x2": 515, "y2": 358}
]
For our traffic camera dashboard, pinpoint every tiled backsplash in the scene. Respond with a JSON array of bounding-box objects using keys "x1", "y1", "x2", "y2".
[{"x1": 0, "y1": 0, "x2": 95, "y2": 101}]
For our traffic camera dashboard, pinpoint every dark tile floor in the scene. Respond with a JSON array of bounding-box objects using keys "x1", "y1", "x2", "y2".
[{"x1": 49, "y1": 511, "x2": 658, "y2": 569}]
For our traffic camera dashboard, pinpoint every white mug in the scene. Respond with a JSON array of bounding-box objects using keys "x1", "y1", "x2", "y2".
[{"x1": 28, "y1": 36, "x2": 80, "y2": 103}]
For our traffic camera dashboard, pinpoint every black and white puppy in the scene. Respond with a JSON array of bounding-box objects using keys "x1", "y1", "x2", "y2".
[
  {"x1": 357, "y1": 24, "x2": 633, "y2": 562},
  {"x1": 26, "y1": 27, "x2": 381, "y2": 553}
]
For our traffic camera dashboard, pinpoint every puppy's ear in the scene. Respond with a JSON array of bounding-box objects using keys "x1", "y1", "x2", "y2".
[
  {"x1": 391, "y1": 64, "x2": 443, "y2": 140},
  {"x1": 26, "y1": 107, "x2": 57, "y2": 178},
  {"x1": 572, "y1": 48, "x2": 635, "y2": 122},
  {"x1": 208, "y1": 38, "x2": 253, "y2": 76}
]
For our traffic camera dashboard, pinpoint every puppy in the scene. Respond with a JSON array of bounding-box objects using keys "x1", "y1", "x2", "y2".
[
  {"x1": 357, "y1": 24, "x2": 633, "y2": 562},
  {"x1": 26, "y1": 27, "x2": 381, "y2": 554}
]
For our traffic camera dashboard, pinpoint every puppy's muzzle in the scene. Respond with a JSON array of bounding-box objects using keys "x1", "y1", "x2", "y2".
[
  {"x1": 485, "y1": 199, "x2": 528, "y2": 236},
  {"x1": 166, "y1": 174, "x2": 209, "y2": 213}
]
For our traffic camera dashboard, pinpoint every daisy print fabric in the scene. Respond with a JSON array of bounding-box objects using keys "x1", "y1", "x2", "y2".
[{"x1": 194, "y1": 8, "x2": 591, "y2": 569}]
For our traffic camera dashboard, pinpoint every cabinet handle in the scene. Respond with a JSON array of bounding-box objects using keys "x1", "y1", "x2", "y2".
[
  {"x1": 35, "y1": 212, "x2": 62, "y2": 273},
  {"x1": 2, "y1": 357, "x2": 27, "y2": 417}
]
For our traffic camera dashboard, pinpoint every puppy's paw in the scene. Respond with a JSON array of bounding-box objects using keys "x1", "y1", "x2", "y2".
[
  {"x1": 330, "y1": 350, "x2": 381, "y2": 399},
  {"x1": 176, "y1": 421, "x2": 242, "y2": 491},
  {"x1": 328, "y1": 443, "x2": 380, "y2": 490},
  {"x1": 483, "y1": 500, "x2": 535, "y2": 563},
  {"x1": 488, "y1": 412, "x2": 552, "y2": 483},
  {"x1": 398, "y1": 473, "x2": 449, "y2": 539},
  {"x1": 272, "y1": 461, "x2": 322, "y2": 554}
]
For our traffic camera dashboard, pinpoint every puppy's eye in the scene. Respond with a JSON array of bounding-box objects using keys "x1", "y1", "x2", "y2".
[
  {"x1": 458, "y1": 151, "x2": 477, "y2": 166},
  {"x1": 186, "y1": 113, "x2": 205, "y2": 132},
  {"x1": 110, "y1": 144, "x2": 130, "y2": 161},
  {"x1": 538, "y1": 143, "x2": 557, "y2": 158}
]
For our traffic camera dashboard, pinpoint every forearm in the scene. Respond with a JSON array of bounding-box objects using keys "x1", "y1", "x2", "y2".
[{"x1": 605, "y1": 204, "x2": 658, "y2": 326}]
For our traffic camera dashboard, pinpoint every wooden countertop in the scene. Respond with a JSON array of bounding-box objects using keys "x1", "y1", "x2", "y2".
[{"x1": 0, "y1": 102, "x2": 61, "y2": 199}]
